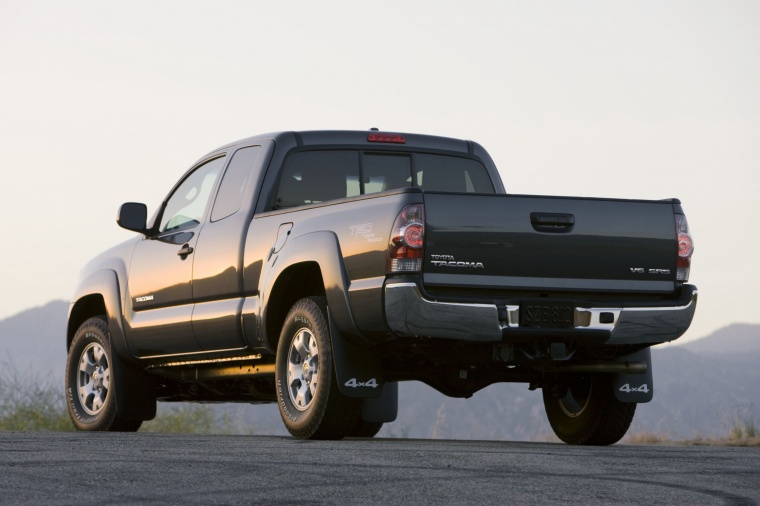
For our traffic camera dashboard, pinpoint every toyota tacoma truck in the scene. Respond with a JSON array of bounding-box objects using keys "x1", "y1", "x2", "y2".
[{"x1": 66, "y1": 129, "x2": 697, "y2": 444}]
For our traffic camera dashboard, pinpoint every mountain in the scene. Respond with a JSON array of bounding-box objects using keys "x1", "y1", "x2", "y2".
[
  {"x1": 2, "y1": 303, "x2": 759, "y2": 441},
  {"x1": 678, "y1": 323, "x2": 759, "y2": 354},
  {"x1": 629, "y1": 345, "x2": 760, "y2": 438},
  {"x1": 0, "y1": 300, "x2": 69, "y2": 382}
]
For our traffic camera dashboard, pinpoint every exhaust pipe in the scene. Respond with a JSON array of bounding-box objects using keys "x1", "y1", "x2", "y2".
[{"x1": 537, "y1": 361, "x2": 647, "y2": 375}]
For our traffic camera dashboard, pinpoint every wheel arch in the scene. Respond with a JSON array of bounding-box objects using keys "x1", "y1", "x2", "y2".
[
  {"x1": 67, "y1": 294, "x2": 107, "y2": 349},
  {"x1": 67, "y1": 269, "x2": 133, "y2": 364},
  {"x1": 261, "y1": 231, "x2": 388, "y2": 402},
  {"x1": 264, "y1": 261, "x2": 326, "y2": 351}
]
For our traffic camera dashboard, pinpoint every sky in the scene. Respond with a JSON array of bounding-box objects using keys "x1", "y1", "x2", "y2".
[{"x1": 1, "y1": 1, "x2": 758, "y2": 344}]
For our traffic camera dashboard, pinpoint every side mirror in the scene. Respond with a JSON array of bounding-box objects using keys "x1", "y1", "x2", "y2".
[{"x1": 117, "y1": 202, "x2": 148, "y2": 234}]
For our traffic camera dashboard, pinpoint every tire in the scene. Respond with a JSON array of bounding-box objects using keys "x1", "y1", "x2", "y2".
[
  {"x1": 275, "y1": 297, "x2": 360, "y2": 439},
  {"x1": 543, "y1": 373, "x2": 636, "y2": 445},
  {"x1": 65, "y1": 317, "x2": 142, "y2": 432},
  {"x1": 349, "y1": 418, "x2": 384, "y2": 438}
]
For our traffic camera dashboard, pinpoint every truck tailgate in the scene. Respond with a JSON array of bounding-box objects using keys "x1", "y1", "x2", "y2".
[{"x1": 423, "y1": 192, "x2": 678, "y2": 294}]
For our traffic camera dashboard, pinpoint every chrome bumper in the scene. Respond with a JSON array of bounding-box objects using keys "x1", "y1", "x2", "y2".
[{"x1": 384, "y1": 283, "x2": 698, "y2": 345}]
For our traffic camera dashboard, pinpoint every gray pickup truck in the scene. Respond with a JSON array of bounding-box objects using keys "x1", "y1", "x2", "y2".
[{"x1": 66, "y1": 130, "x2": 697, "y2": 444}]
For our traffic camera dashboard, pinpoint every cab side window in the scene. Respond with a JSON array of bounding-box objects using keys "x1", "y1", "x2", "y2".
[
  {"x1": 159, "y1": 156, "x2": 226, "y2": 233},
  {"x1": 211, "y1": 146, "x2": 261, "y2": 222}
]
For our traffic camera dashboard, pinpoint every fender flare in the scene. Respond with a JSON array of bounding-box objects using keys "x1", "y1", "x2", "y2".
[
  {"x1": 260, "y1": 231, "x2": 360, "y2": 343},
  {"x1": 68, "y1": 269, "x2": 133, "y2": 364},
  {"x1": 68, "y1": 269, "x2": 156, "y2": 421},
  {"x1": 261, "y1": 231, "x2": 388, "y2": 400}
]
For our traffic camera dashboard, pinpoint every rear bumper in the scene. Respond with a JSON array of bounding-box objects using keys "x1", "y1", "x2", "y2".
[{"x1": 384, "y1": 282, "x2": 698, "y2": 345}]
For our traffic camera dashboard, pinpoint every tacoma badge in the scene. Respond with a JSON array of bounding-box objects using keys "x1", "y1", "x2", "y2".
[{"x1": 431, "y1": 254, "x2": 484, "y2": 268}]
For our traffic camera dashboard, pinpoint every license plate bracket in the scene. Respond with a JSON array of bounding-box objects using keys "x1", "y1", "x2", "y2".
[{"x1": 520, "y1": 302, "x2": 574, "y2": 329}]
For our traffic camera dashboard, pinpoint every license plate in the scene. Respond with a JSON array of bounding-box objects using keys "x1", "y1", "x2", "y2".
[{"x1": 520, "y1": 302, "x2": 574, "y2": 328}]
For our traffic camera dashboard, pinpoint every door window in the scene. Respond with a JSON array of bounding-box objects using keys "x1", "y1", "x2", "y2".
[{"x1": 159, "y1": 156, "x2": 226, "y2": 232}]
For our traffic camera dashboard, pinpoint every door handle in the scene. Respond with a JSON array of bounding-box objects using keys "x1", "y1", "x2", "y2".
[{"x1": 177, "y1": 244, "x2": 194, "y2": 257}]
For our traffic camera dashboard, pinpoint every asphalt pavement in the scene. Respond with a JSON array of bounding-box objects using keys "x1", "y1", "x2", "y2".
[{"x1": 1, "y1": 432, "x2": 758, "y2": 505}]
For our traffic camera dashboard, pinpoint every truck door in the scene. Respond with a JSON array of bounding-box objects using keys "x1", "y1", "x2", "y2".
[
  {"x1": 190, "y1": 144, "x2": 266, "y2": 351},
  {"x1": 125, "y1": 155, "x2": 227, "y2": 357}
]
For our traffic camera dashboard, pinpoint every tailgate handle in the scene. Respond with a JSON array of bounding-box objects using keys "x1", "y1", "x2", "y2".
[{"x1": 530, "y1": 212, "x2": 575, "y2": 233}]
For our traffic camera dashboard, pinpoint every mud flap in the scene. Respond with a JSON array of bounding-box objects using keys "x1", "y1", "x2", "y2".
[
  {"x1": 612, "y1": 348, "x2": 654, "y2": 403},
  {"x1": 362, "y1": 382, "x2": 398, "y2": 423},
  {"x1": 111, "y1": 349, "x2": 157, "y2": 421},
  {"x1": 328, "y1": 311, "x2": 384, "y2": 399}
]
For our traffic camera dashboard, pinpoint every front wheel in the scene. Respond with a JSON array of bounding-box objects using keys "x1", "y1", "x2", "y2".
[
  {"x1": 543, "y1": 373, "x2": 636, "y2": 445},
  {"x1": 275, "y1": 297, "x2": 360, "y2": 439},
  {"x1": 65, "y1": 317, "x2": 142, "y2": 431}
]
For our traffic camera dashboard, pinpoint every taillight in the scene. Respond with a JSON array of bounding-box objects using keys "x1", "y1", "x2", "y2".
[
  {"x1": 675, "y1": 214, "x2": 693, "y2": 281},
  {"x1": 388, "y1": 204, "x2": 424, "y2": 273}
]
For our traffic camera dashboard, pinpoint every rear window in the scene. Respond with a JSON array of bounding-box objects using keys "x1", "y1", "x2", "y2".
[
  {"x1": 415, "y1": 154, "x2": 494, "y2": 193},
  {"x1": 275, "y1": 151, "x2": 360, "y2": 208},
  {"x1": 275, "y1": 150, "x2": 494, "y2": 208}
]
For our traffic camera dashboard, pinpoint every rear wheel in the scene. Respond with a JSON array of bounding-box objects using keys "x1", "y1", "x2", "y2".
[
  {"x1": 275, "y1": 297, "x2": 360, "y2": 439},
  {"x1": 65, "y1": 317, "x2": 142, "y2": 431},
  {"x1": 543, "y1": 373, "x2": 636, "y2": 445}
]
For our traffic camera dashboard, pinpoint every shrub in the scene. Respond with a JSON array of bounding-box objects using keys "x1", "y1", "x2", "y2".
[
  {"x1": 0, "y1": 364, "x2": 73, "y2": 431},
  {"x1": 0, "y1": 361, "x2": 231, "y2": 433},
  {"x1": 140, "y1": 404, "x2": 233, "y2": 434}
]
